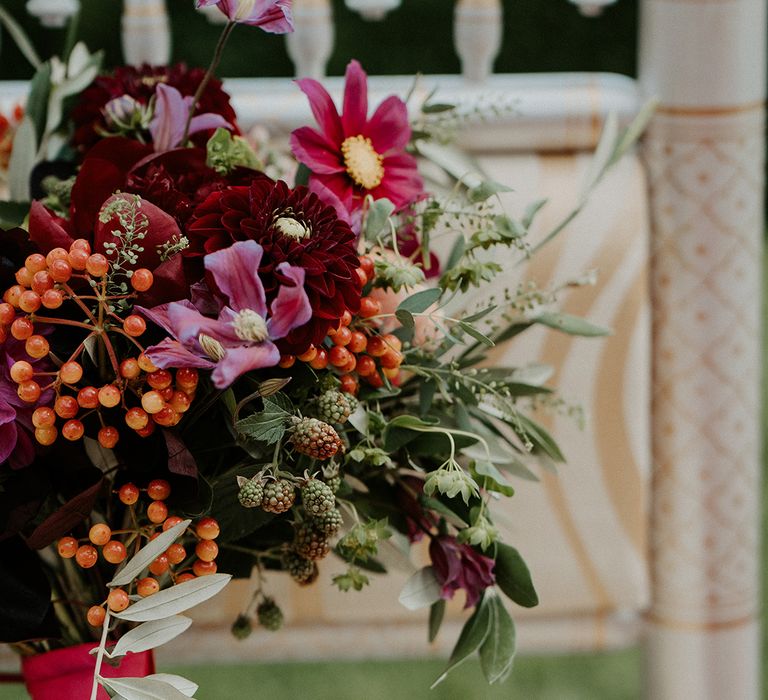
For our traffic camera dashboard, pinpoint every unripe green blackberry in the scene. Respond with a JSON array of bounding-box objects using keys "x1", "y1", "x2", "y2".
[
  {"x1": 237, "y1": 476, "x2": 264, "y2": 508},
  {"x1": 261, "y1": 479, "x2": 296, "y2": 514},
  {"x1": 231, "y1": 614, "x2": 253, "y2": 640},
  {"x1": 293, "y1": 523, "x2": 331, "y2": 561},
  {"x1": 283, "y1": 548, "x2": 319, "y2": 585},
  {"x1": 301, "y1": 478, "x2": 335, "y2": 516},
  {"x1": 256, "y1": 598, "x2": 283, "y2": 631},
  {"x1": 316, "y1": 390, "x2": 352, "y2": 424},
  {"x1": 290, "y1": 417, "x2": 343, "y2": 460},
  {"x1": 310, "y1": 508, "x2": 343, "y2": 536},
  {"x1": 322, "y1": 464, "x2": 342, "y2": 493}
]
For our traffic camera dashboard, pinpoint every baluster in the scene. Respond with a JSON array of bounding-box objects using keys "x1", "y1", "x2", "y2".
[
  {"x1": 121, "y1": 0, "x2": 171, "y2": 66},
  {"x1": 567, "y1": 0, "x2": 618, "y2": 17},
  {"x1": 26, "y1": 0, "x2": 79, "y2": 28},
  {"x1": 453, "y1": 0, "x2": 502, "y2": 83},
  {"x1": 345, "y1": 0, "x2": 401, "y2": 21},
  {"x1": 285, "y1": 0, "x2": 334, "y2": 79}
]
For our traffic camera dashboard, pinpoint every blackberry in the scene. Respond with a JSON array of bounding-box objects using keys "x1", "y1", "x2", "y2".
[
  {"x1": 301, "y1": 478, "x2": 335, "y2": 516},
  {"x1": 316, "y1": 390, "x2": 352, "y2": 424},
  {"x1": 283, "y1": 548, "x2": 319, "y2": 585},
  {"x1": 310, "y1": 508, "x2": 343, "y2": 537},
  {"x1": 231, "y1": 614, "x2": 252, "y2": 640},
  {"x1": 261, "y1": 479, "x2": 296, "y2": 514},
  {"x1": 256, "y1": 598, "x2": 283, "y2": 631},
  {"x1": 237, "y1": 475, "x2": 264, "y2": 508},
  {"x1": 290, "y1": 417, "x2": 343, "y2": 460},
  {"x1": 322, "y1": 463, "x2": 342, "y2": 493},
  {"x1": 293, "y1": 523, "x2": 331, "y2": 561}
]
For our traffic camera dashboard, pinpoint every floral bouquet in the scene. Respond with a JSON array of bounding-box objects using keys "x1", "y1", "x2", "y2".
[{"x1": 0, "y1": 2, "x2": 649, "y2": 698}]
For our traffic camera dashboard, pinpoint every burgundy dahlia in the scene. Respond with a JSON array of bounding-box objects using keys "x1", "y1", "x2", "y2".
[
  {"x1": 186, "y1": 178, "x2": 362, "y2": 353},
  {"x1": 429, "y1": 535, "x2": 496, "y2": 609},
  {"x1": 71, "y1": 63, "x2": 239, "y2": 156}
]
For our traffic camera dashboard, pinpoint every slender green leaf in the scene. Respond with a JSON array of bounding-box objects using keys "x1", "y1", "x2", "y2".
[
  {"x1": 472, "y1": 461, "x2": 515, "y2": 497},
  {"x1": 8, "y1": 117, "x2": 36, "y2": 201},
  {"x1": 109, "y1": 520, "x2": 190, "y2": 587},
  {"x1": 479, "y1": 591, "x2": 516, "y2": 683},
  {"x1": 396, "y1": 287, "x2": 442, "y2": 314},
  {"x1": 419, "y1": 495, "x2": 469, "y2": 528},
  {"x1": 398, "y1": 566, "x2": 442, "y2": 611},
  {"x1": 107, "y1": 616, "x2": 192, "y2": 658},
  {"x1": 364, "y1": 198, "x2": 395, "y2": 241},
  {"x1": 514, "y1": 413, "x2": 565, "y2": 463},
  {"x1": 99, "y1": 676, "x2": 191, "y2": 700},
  {"x1": 458, "y1": 321, "x2": 494, "y2": 347},
  {"x1": 446, "y1": 235, "x2": 466, "y2": 270},
  {"x1": 534, "y1": 311, "x2": 610, "y2": 337},
  {"x1": 522, "y1": 199, "x2": 548, "y2": 229},
  {"x1": 113, "y1": 574, "x2": 231, "y2": 622},
  {"x1": 0, "y1": 200, "x2": 30, "y2": 228},
  {"x1": 395, "y1": 308, "x2": 415, "y2": 330},
  {"x1": 495, "y1": 543, "x2": 538, "y2": 608},
  {"x1": 145, "y1": 674, "x2": 198, "y2": 697},
  {"x1": 428, "y1": 599, "x2": 446, "y2": 643},
  {"x1": 467, "y1": 180, "x2": 512, "y2": 203},
  {"x1": 0, "y1": 5, "x2": 41, "y2": 70}
]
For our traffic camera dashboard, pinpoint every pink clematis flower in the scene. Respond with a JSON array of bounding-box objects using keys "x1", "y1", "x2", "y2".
[
  {"x1": 290, "y1": 60, "x2": 424, "y2": 225},
  {"x1": 196, "y1": 0, "x2": 294, "y2": 32},
  {"x1": 140, "y1": 240, "x2": 311, "y2": 389},
  {"x1": 429, "y1": 535, "x2": 496, "y2": 609},
  {"x1": 150, "y1": 84, "x2": 232, "y2": 152}
]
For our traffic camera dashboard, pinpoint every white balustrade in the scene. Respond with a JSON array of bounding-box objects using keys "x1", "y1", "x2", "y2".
[
  {"x1": 121, "y1": 0, "x2": 171, "y2": 66},
  {"x1": 344, "y1": 0, "x2": 401, "y2": 21},
  {"x1": 26, "y1": 0, "x2": 79, "y2": 28},
  {"x1": 453, "y1": 0, "x2": 503, "y2": 83},
  {"x1": 569, "y1": 0, "x2": 618, "y2": 17},
  {"x1": 285, "y1": 0, "x2": 334, "y2": 79}
]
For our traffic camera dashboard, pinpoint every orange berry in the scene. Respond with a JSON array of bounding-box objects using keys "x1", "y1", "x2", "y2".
[
  {"x1": 85, "y1": 254, "x2": 108, "y2": 277},
  {"x1": 59, "y1": 361, "x2": 83, "y2": 384},
  {"x1": 147, "y1": 370, "x2": 172, "y2": 390},
  {"x1": 130, "y1": 269, "x2": 153, "y2": 292},
  {"x1": 340, "y1": 310, "x2": 352, "y2": 326},
  {"x1": 342, "y1": 355, "x2": 357, "y2": 373},
  {"x1": 35, "y1": 425, "x2": 57, "y2": 445},
  {"x1": 279, "y1": 354, "x2": 295, "y2": 369},
  {"x1": 355, "y1": 355, "x2": 376, "y2": 377},
  {"x1": 88, "y1": 523, "x2": 111, "y2": 545},
  {"x1": 102, "y1": 540, "x2": 127, "y2": 564},
  {"x1": 147, "y1": 479, "x2": 171, "y2": 501},
  {"x1": 70, "y1": 239, "x2": 91, "y2": 254},
  {"x1": 137, "y1": 353, "x2": 158, "y2": 373},
  {"x1": 355, "y1": 267, "x2": 367, "y2": 286},
  {"x1": 329, "y1": 346, "x2": 352, "y2": 368},
  {"x1": 48, "y1": 259, "x2": 72, "y2": 283},
  {"x1": 196, "y1": 517, "x2": 220, "y2": 540},
  {"x1": 192, "y1": 559, "x2": 217, "y2": 576},
  {"x1": 25, "y1": 253, "x2": 47, "y2": 274},
  {"x1": 147, "y1": 500, "x2": 168, "y2": 524},
  {"x1": 98, "y1": 426, "x2": 119, "y2": 449},
  {"x1": 309, "y1": 347, "x2": 328, "y2": 370},
  {"x1": 339, "y1": 374, "x2": 358, "y2": 395},
  {"x1": 175, "y1": 573, "x2": 196, "y2": 584},
  {"x1": 17, "y1": 380, "x2": 42, "y2": 403},
  {"x1": 32, "y1": 406, "x2": 56, "y2": 427},
  {"x1": 382, "y1": 334, "x2": 402, "y2": 352},
  {"x1": 166, "y1": 543, "x2": 186, "y2": 564},
  {"x1": 168, "y1": 391, "x2": 191, "y2": 413},
  {"x1": 359, "y1": 255, "x2": 374, "y2": 279},
  {"x1": 98, "y1": 385, "x2": 122, "y2": 408},
  {"x1": 141, "y1": 391, "x2": 165, "y2": 414},
  {"x1": 31, "y1": 270, "x2": 53, "y2": 295},
  {"x1": 163, "y1": 516, "x2": 184, "y2": 532},
  {"x1": 0, "y1": 302, "x2": 15, "y2": 325},
  {"x1": 348, "y1": 331, "x2": 367, "y2": 354},
  {"x1": 297, "y1": 346, "x2": 317, "y2": 363},
  {"x1": 10, "y1": 360, "x2": 33, "y2": 383},
  {"x1": 175, "y1": 367, "x2": 198, "y2": 390},
  {"x1": 41, "y1": 289, "x2": 63, "y2": 309},
  {"x1": 77, "y1": 386, "x2": 99, "y2": 409},
  {"x1": 332, "y1": 326, "x2": 352, "y2": 346},
  {"x1": 54, "y1": 395, "x2": 79, "y2": 419},
  {"x1": 195, "y1": 540, "x2": 218, "y2": 562},
  {"x1": 25, "y1": 335, "x2": 49, "y2": 359},
  {"x1": 123, "y1": 315, "x2": 146, "y2": 337},
  {"x1": 382, "y1": 366, "x2": 400, "y2": 380},
  {"x1": 15, "y1": 267, "x2": 33, "y2": 287},
  {"x1": 107, "y1": 588, "x2": 130, "y2": 612},
  {"x1": 366, "y1": 372, "x2": 384, "y2": 389},
  {"x1": 136, "y1": 422, "x2": 156, "y2": 438},
  {"x1": 11, "y1": 317, "x2": 34, "y2": 340},
  {"x1": 125, "y1": 407, "x2": 149, "y2": 430},
  {"x1": 18, "y1": 291, "x2": 41, "y2": 313},
  {"x1": 380, "y1": 349, "x2": 403, "y2": 369},
  {"x1": 137, "y1": 577, "x2": 160, "y2": 597},
  {"x1": 152, "y1": 406, "x2": 180, "y2": 427},
  {"x1": 57, "y1": 536, "x2": 78, "y2": 558},
  {"x1": 75, "y1": 544, "x2": 98, "y2": 568},
  {"x1": 359, "y1": 297, "x2": 381, "y2": 318},
  {"x1": 45, "y1": 248, "x2": 68, "y2": 267},
  {"x1": 148, "y1": 553, "x2": 169, "y2": 576},
  {"x1": 4, "y1": 285, "x2": 24, "y2": 308},
  {"x1": 87, "y1": 605, "x2": 106, "y2": 627},
  {"x1": 120, "y1": 358, "x2": 140, "y2": 379},
  {"x1": 367, "y1": 336, "x2": 387, "y2": 357},
  {"x1": 67, "y1": 248, "x2": 89, "y2": 271},
  {"x1": 118, "y1": 482, "x2": 140, "y2": 505},
  {"x1": 61, "y1": 419, "x2": 84, "y2": 441}
]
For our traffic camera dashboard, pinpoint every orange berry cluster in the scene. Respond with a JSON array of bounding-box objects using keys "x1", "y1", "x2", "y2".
[
  {"x1": 56, "y1": 479, "x2": 221, "y2": 626},
  {"x1": 277, "y1": 256, "x2": 404, "y2": 394}
]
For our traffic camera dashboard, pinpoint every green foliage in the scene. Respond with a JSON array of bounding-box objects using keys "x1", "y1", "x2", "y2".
[
  {"x1": 206, "y1": 127, "x2": 262, "y2": 175},
  {"x1": 235, "y1": 393, "x2": 293, "y2": 446},
  {"x1": 494, "y1": 543, "x2": 539, "y2": 608}
]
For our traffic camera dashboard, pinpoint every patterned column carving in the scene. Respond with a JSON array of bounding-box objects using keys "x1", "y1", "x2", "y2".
[{"x1": 641, "y1": 1, "x2": 765, "y2": 698}]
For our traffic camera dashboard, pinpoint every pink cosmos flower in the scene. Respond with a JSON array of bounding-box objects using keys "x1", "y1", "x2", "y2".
[
  {"x1": 196, "y1": 0, "x2": 294, "y2": 32},
  {"x1": 429, "y1": 535, "x2": 496, "y2": 609},
  {"x1": 150, "y1": 84, "x2": 232, "y2": 152},
  {"x1": 290, "y1": 60, "x2": 424, "y2": 224},
  {"x1": 140, "y1": 240, "x2": 311, "y2": 389}
]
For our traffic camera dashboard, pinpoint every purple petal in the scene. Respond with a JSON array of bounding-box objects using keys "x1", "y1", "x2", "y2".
[
  {"x1": 149, "y1": 84, "x2": 191, "y2": 152},
  {"x1": 204, "y1": 240, "x2": 267, "y2": 316},
  {"x1": 137, "y1": 300, "x2": 198, "y2": 337},
  {"x1": 188, "y1": 113, "x2": 232, "y2": 137},
  {"x1": 9, "y1": 424, "x2": 35, "y2": 470},
  {"x1": 367, "y1": 95, "x2": 411, "y2": 154},
  {"x1": 144, "y1": 338, "x2": 217, "y2": 371},
  {"x1": 342, "y1": 60, "x2": 368, "y2": 136},
  {"x1": 295, "y1": 77, "x2": 344, "y2": 146},
  {"x1": 211, "y1": 342, "x2": 281, "y2": 388},
  {"x1": 167, "y1": 301, "x2": 239, "y2": 345},
  {"x1": 289, "y1": 126, "x2": 345, "y2": 175},
  {"x1": 267, "y1": 263, "x2": 312, "y2": 339},
  {"x1": 195, "y1": 0, "x2": 218, "y2": 6},
  {"x1": 0, "y1": 408, "x2": 18, "y2": 464}
]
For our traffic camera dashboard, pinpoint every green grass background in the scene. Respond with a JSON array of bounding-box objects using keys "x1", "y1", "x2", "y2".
[{"x1": 0, "y1": 1, "x2": 761, "y2": 697}]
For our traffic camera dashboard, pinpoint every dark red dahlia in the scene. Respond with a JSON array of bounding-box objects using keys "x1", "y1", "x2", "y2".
[
  {"x1": 71, "y1": 63, "x2": 239, "y2": 156},
  {"x1": 186, "y1": 178, "x2": 362, "y2": 353}
]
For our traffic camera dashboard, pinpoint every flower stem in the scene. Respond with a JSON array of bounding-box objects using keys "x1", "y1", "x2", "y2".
[
  {"x1": 90, "y1": 608, "x2": 111, "y2": 700},
  {"x1": 182, "y1": 20, "x2": 236, "y2": 142}
]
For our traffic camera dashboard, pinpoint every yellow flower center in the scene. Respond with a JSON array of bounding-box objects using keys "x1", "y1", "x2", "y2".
[
  {"x1": 232, "y1": 309, "x2": 268, "y2": 343},
  {"x1": 341, "y1": 135, "x2": 384, "y2": 190},
  {"x1": 274, "y1": 216, "x2": 311, "y2": 241},
  {"x1": 198, "y1": 333, "x2": 226, "y2": 361}
]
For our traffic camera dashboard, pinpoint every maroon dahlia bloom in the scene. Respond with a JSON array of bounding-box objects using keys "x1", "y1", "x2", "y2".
[
  {"x1": 186, "y1": 178, "x2": 362, "y2": 353},
  {"x1": 71, "y1": 63, "x2": 239, "y2": 156}
]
